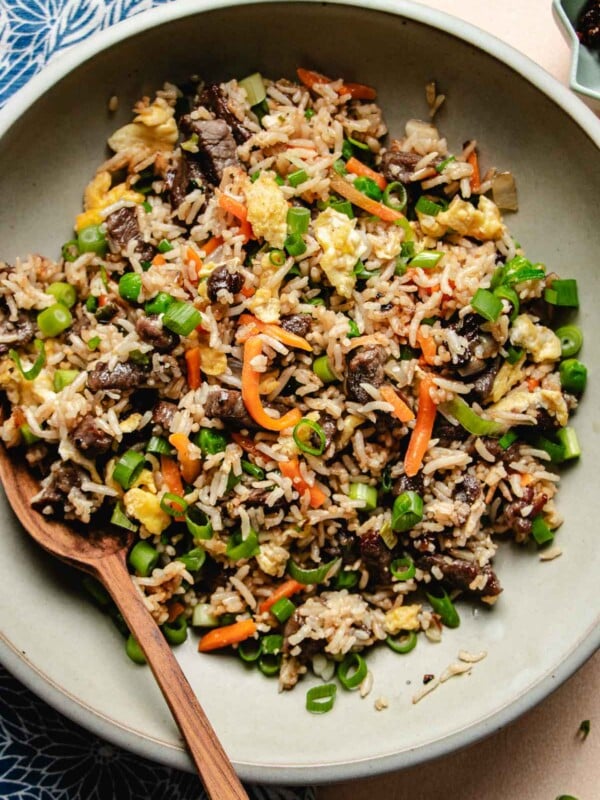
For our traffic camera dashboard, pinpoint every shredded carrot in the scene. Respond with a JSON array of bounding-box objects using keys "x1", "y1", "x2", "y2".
[
  {"x1": 152, "y1": 254, "x2": 166, "y2": 266},
  {"x1": 258, "y1": 579, "x2": 304, "y2": 614},
  {"x1": 168, "y1": 432, "x2": 202, "y2": 485},
  {"x1": 242, "y1": 336, "x2": 303, "y2": 431},
  {"x1": 218, "y1": 193, "x2": 248, "y2": 221},
  {"x1": 185, "y1": 246, "x2": 203, "y2": 273},
  {"x1": 200, "y1": 236, "x2": 223, "y2": 256},
  {"x1": 240, "y1": 285, "x2": 255, "y2": 298},
  {"x1": 238, "y1": 218, "x2": 254, "y2": 243},
  {"x1": 98, "y1": 294, "x2": 108, "y2": 307},
  {"x1": 345, "y1": 157, "x2": 387, "y2": 191},
  {"x1": 185, "y1": 346, "x2": 202, "y2": 390},
  {"x1": 237, "y1": 313, "x2": 312, "y2": 351},
  {"x1": 296, "y1": 68, "x2": 377, "y2": 100},
  {"x1": 417, "y1": 329, "x2": 437, "y2": 365},
  {"x1": 379, "y1": 385, "x2": 415, "y2": 423},
  {"x1": 280, "y1": 458, "x2": 327, "y2": 509},
  {"x1": 198, "y1": 619, "x2": 257, "y2": 652},
  {"x1": 329, "y1": 175, "x2": 404, "y2": 223},
  {"x1": 467, "y1": 150, "x2": 481, "y2": 193},
  {"x1": 161, "y1": 455, "x2": 184, "y2": 496},
  {"x1": 231, "y1": 432, "x2": 264, "y2": 460},
  {"x1": 404, "y1": 375, "x2": 437, "y2": 478},
  {"x1": 520, "y1": 473, "x2": 534, "y2": 487},
  {"x1": 527, "y1": 377, "x2": 540, "y2": 392},
  {"x1": 167, "y1": 602, "x2": 186, "y2": 623}
]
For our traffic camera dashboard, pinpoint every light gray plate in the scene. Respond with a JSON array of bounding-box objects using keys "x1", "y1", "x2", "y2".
[{"x1": 0, "y1": 0, "x2": 599, "y2": 785}]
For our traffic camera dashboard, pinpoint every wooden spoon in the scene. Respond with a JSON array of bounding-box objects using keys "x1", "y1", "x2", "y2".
[{"x1": 0, "y1": 450, "x2": 249, "y2": 800}]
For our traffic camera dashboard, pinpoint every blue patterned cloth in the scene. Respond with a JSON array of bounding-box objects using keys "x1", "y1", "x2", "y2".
[{"x1": 0, "y1": 2, "x2": 314, "y2": 797}]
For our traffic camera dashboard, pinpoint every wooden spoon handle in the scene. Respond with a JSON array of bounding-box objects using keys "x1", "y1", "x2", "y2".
[{"x1": 95, "y1": 552, "x2": 248, "y2": 800}]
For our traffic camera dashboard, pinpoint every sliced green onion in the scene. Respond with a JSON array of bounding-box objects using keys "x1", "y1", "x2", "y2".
[
  {"x1": 19, "y1": 423, "x2": 40, "y2": 445},
  {"x1": 415, "y1": 196, "x2": 444, "y2": 216},
  {"x1": 333, "y1": 158, "x2": 347, "y2": 175},
  {"x1": 390, "y1": 556, "x2": 416, "y2": 581},
  {"x1": 534, "y1": 435, "x2": 565, "y2": 464},
  {"x1": 347, "y1": 319, "x2": 360, "y2": 338},
  {"x1": 347, "y1": 135, "x2": 369, "y2": 151},
  {"x1": 531, "y1": 514, "x2": 554, "y2": 546},
  {"x1": 471, "y1": 288, "x2": 503, "y2": 322},
  {"x1": 78, "y1": 224, "x2": 107, "y2": 255},
  {"x1": 126, "y1": 634, "x2": 146, "y2": 665},
  {"x1": 112, "y1": 449, "x2": 145, "y2": 489},
  {"x1": 293, "y1": 418, "x2": 326, "y2": 456},
  {"x1": 85, "y1": 296, "x2": 98, "y2": 313},
  {"x1": 178, "y1": 546, "x2": 206, "y2": 573},
  {"x1": 185, "y1": 506, "x2": 213, "y2": 540},
  {"x1": 61, "y1": 240, "x2": 79, "y2": 262},
  {"x1": 555, "y1": 325, "x2": 583, "y2": 358},
  {"x1": 353, "y1": 175, "x2": 382, "y2": 201},
  {"x1": 334, "y1": 570, "x2": 359, "y2": 590},
  {"x1": 53, "y1": 369, "x2": 79, "y2": 392},
  {"x1": 128, "y1": 540, "x2": 159, "y2": 577},
  {"x1": 306, "y1": 683, "x2": 337, "y2": 714},
  {"x1": 379, "y1": 520, "x2": 397, "y2": 550},
  {"x1": 491, "y1": 256, "x2": 545, "y2": 289},
  {"x1": 349, "y1": 482, "x2": 378, "y2": 511},
  {"x1": 9, "y1": 339, "x2": 46, "y2": 381},
  {"x1": 392, "y1": 491, "x2": 423, "y2": 532},
  {"x1": 341, "y1": 140, "x2": 354, "y2": 160},
  {"x1": 146, "y1": 436, "x2": 173, "y2": 456},
  {"x1": 145, "y1": 292, "x2": 175, "y2": 316},
  {"x1": 269, "y1": 249, "x2": 286, "y2": 266},
  {"x1": 37, "y1": 304, "x2": 73, "y2": 337},
  {"x1": 435, "y1": 155, "x2": 456, "y2": 173},
  {"x1": 258, "y1": 651, "x2": 282, "y2": 677},
  {"x1": 337, "y1": 653, "x2": 367, "y2": 690},
  {"x1": 226, "y1": 528, "x2": 260, "y2": 561},
  {"x1": 241, "y1": 460, "x2": 265, "y2": 480},
  {"x1": 118, "y1": 272, "x2": 142, "y2": 303},
  {"x1": 158, "y1": 238, "x2": 174, "y2": 253},
  {"x1": 353, "y1": 261, "x2": 379, "y2": 280},
  {"x1": 141, "y1": 260, "x2": 152, "y2": 271},
  {"x1": 307, "y1": 296, "x2": 326, "y2": 307},
  {"x1": 163, "y1": 301, "x2": 202, "y2": 336},
  {"x1": 409, "y1": 251, "x2": 443, "y2": 269},
  {"x1": 47, "y1": 282, "x2": 76, "y2": 308},
  {"x1": 163, "y1": 615, "x2": 188, "y2": 646},
  {"x1": 304, "y1": 108, "x2": 315, "y2": 120},
  {"x1": 441, "y1": 396, "x2": 504, "y2": 437},
  {"x1": 87, "y1": 335, "x2": 100, "y2": 350},
  {"x1": 382, "y1": 181, "x2": 407, "y2": 212},
  {"x1": 313, "y1": 355, "x2": 337, "y2": 383},
  {"x1": 271, "y1": 597, "x2": 296, "y2": 623},
  {"x1": 110, "y1": 502, "x2": 138, "y2": 532},
  {"x1": 239, "y1": 72, "x2": 266, "y2": 106},
  {"x1": 385, "y1": 630, "x2": 418, "y2": 654},
  {"x1": 559, "y1": 359, "x2": 587, "y2": 393},
  {"x1": 498, "y1": 430, "x2": 518, "y2": 449},
  {"x1": 192, "y1": 604, "x2": 219, "y2": 628},
  {"x1": 426, "y1": 590, "x2": 460, "y2": 628},
  {"x1": 556, "y1": 427, "x2": 581, "y2": 460},
  {"x1": 493, "y1": 285, "x2": 519, "y2": 322},
  {"x1": 329, "y1": 199, "x2": 354, "y2": 219},
  {"x1": 506, "y1": 345, "x2": 524, "y2": 365},
  {"x1": 288, "y1": 169, "x2": 308, "y2": 188},
  {"x1": 380, "y1": 466, "x2": 392, "y2": 494},
  {"x1": 226, "y1": 470, "x2": 243, "y2": 492},
  {"x1": 196, "y1": 427, "x2": 227, "y2": 455},
  {"x1": 238, "y1": 637, "x2": 262, "y2": 662},
  {"x1": 261, "y1": 634, "x2": 284, "y2": 655},
  {"x1": 284, "y1": 233, "x2": 307, "y2": 258},
  {"x1": 142, "y1": 200, "x2": 152, "y2": 212},
  {"x1": 544, "y1": 279, "x2": 579, "y2": 308},
  {"x1": 287, "y1": 557, "x2": 341, "y2": 585},
  {"x1": 160, "y1": 492, "x2": 189, "y2": 517},
  {"x1": 287, "y1": 207, "x2": 310, "y2": 235}
]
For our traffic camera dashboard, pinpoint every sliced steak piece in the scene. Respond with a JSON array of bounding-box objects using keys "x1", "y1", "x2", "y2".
[
  {"x1": 207, "y1": 265, "x2": 244, "y2": 302},
  {"x1": 87, "y1": 360, "x2": 148, "y2": 392},
  {"x1": 104, "y1": 207, "x2": 154, "y2": 263},
  {"x1": 0, "y1": 314, "x2": 35, "y2": 356},
  {"x1": 359, "y1": 530, "x2": 392, "y2": 586},
  {"x1": 70, "y1": 416, "x2": 113, "y2": 457},
  {"x1": 345, "y1": 346, "x2": 385, "y2": 403},
  {"x1": 201, "y1": 83, "x2": 252, "y2": 144},
  {"x1": 204, "y1": 388, "x2": 256, "y2": 429},
  {"x1": 280, "y1": 314, "x2": 311, "y2": 339},
  {"x1": 151, "y1": 400, "x2": 177, "y2": 432},
  {"x1": 180, "y1": 117, "x2": 239, "y2": 185},
  {"x1": 32, "y1": 463, "x2": 85, "y2": 513},
  {"x1": 135, "y1": 315, "x2": 179, "y2": 353},
  {"x1": 381, "y1": 150, "x2": 443, "y2": 184},
  {"x1": 164, "y1": 153, "x2": 207, "y2": 210},
  {"x1": 416, "y1": 554, "x2": 502, "y2": 597}
]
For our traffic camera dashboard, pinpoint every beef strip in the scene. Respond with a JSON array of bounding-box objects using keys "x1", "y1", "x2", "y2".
[
  {"x1": 470, "y1": 357, "x2": 501, "y2": 403},
  {"x1": 432, "y1": 417, "x2": 471, "y2": 448},
  {"x1": 164, "y1": 153, "x2": 207, "y2": 210},
  {"x1": 151, "y1": 400, "x2": 177, "y2": 432},
  {"x1": 242, "y1": 487, "x2": 288, "y2": 510},
  {"x1": 359, "y1": 530, "x2": 392, "y2": 586},
  {"x1": 345, "y1": 346, "x2": 385, "y2": 404},
  {"x1": 135, "y1": 315, "x2": 179, "y2": 353},
  {"x1": 280, "y1": 314, "x2": 312, "y2": 339},
  {"x1": 454, "y1": 474, "x2": 481, "y2": 505},
  {"x1": 70, "y1": 416, "x2": 113, "y2": 457},
  {"x1": 180, "y1": 117, "x2": 239, "y2": 185},
  {"x1": 204, "y1": 388, "x2": 256, "y2": 429},
  {"x1": 206, "y1": 266, "x2": 244, "y2": 302},
  {"x1": 104, "y1": 207, "x2": 154, "y2": 263},
  {"x1": 87, "y1": 360, "x2": 148, "y2": 392},
  {"x1": 416, "y1": 554, "x2": 502, "y2": 598},
  {"x1": 319, "y1": 413, "x2": 337, "y2": 451},
  {"x1": 200, "y1": 84, "x2": 252, "y2": 144},
  {"x1": 381, "y1": 150, "x2": 442, "y2": 183},
  {"x1": 32, "y1": 463, "x2": 86, "y2": 513},
  {"x1": 0, "y1": 314, "x2": 35, "y2": 356}
]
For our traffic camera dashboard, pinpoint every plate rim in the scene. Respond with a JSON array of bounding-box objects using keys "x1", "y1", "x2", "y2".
[{"x1": 0, "y1": 0, "x2": 599, "y2": 785}]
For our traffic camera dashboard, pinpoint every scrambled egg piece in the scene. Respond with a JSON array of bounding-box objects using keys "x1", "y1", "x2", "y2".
[
  {"x1": 490, "y1": 387, "x2": 569, "y2": 427},
  {"x1": 123, "y1": 488, "x2": 171, "y2": 535},
  {"x1": 245, "y1": 172, "x2": 289, "y2": 248},
  {"x1": 256, "y1": 543, "x2": 288, "y2": 578},
  {"x1": 418, "y1": 195, "x2": 504, "y2": 241},
  {"x1": 384, "y1": 604, "x2": 422, "y2": 635},
  {"x1": 510, "y1": 314, "x2": 561, "y2": 363},
  {"x1": 313, "y1": 207, "x2": 367, "y2": 298},
  {"x1": 247, "y1": 252, "x2": 285, "y2": 323},
  {"x1": 75, "y1": 170, "x2": 143, "y2": 231},
  {"x1": 119, "y1": 412, "x2": 144, "y2": 434},
  {"x1": 132, "y1": 468, "x2": 158, "y2": 493},
  {"x1": 197, "y1": 342, "x2": 227, "y2": 376},
  {"x1": 490, "y1": 356, "x2": 525, "y2": 403},
  {"x1": 107, "y1": 97, "x2": 178, "y2": 155}
]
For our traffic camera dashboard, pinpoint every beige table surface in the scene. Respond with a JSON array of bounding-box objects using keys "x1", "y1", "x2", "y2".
[{"x1": 320, "y1": 2, "x2": 599, "y2": 799}]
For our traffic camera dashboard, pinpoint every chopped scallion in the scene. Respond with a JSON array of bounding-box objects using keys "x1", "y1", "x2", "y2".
[
  {"x1": 306, "y1": 683, "x2": 337, "y2": 714},
  {"x1": 9, "y1": 339, "x2": 46, "y2": 381},
  {"x1": 112, "y1": 449, "x2": 145, "y2": 489},
  {"x1": 162, "y1": 301, "x2": 202, "y2": 336},
  {"x1": 287, "y1": 557, "x2": 341, "y2": 585},
  {"x1": 128, "y1": 540, "x2": 159, "y2": 577},
  {"x1": 385, "y1": 631, "x2": 418, "y2": 654},
  {"x1": 409, "y1": 251, "x2": 443, "y2": 269},
  {"x1": 239, "y1": 72, "x2": 266, "y2": 106},
  {"x1": 559, "y1": 359, "x2": 587, "y2": 393},
  {"x1": 47, "y1": 282, "x2": 76, "y2": 308},
  {"x1": 293, "y1": 418, "x2": 327, "y2": 456},
  {"x1": 312, "y1": 355, "x2": 337, "y2": 383},
  {"x1": 392, "y1": 491, "x2": 423, "y2": 532},
  {"x1": 37, "y1": 304, "x2": 73, "y2": 337},
  {"x1": 337, "y1": 652, "x2": 367, "y2": 690},
  {"x1": 287, "y1": 207, "x2": 310, "y2": 235},
  {"x1": 544, "y1": 279, "x2": 579, "y2": 308},
  {"x1": 531, "y1": 515, "x2": 554, "y2": 546},
  {"x1": 288, "y1": 169, "x2": 308, "y2": 188},
  {"x1": 471, "y1": 288, "x2": 503, "y2": 322},
  {"x1": 226, "y1": 528, "x2": 260, "y2": 561},
  {"x1": 555, "y1": 325, "x2": 583, "y2": 358},
  {"x1": 426, "y1": 589, "x2": 460, "y2": 628},
  {"x1": 185, "y1": 506, "x2": 213, "y2": 540},
  {"x1": 348, "y1": 482, "x2": 378, "y2": 511}
]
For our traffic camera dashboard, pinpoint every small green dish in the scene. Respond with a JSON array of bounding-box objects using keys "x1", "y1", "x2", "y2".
[{"x1": 553, "y1": 0, "x2": 600, "y2": 113}]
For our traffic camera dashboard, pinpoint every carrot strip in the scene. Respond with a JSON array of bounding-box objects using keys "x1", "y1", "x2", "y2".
[
  {"x1": 242, "y1": 337, "x2": 303, "y2": 431},
  {"x1": 168, "y1": 432, "x2": 202, "y2": 485},
  {"x1": 231, "y1": 432, "x2": 265, "y2": 460},
  {"x1": 296, "y1": 68, "x2": 376, "y2": 100},
  {"x1": 218, "y1": 193, "x2": 248, "y2": 221},
  {"x1": 185, "y1": 246, "x2": 203, "y2": 273},
  {"x1": 467, "y1": 150, "x2": 481, "y2": 193},
  {"x1": 404, "y1": 375, "x2": 437, "y2": 478},
  {"x1": 200, "y1": 236, "x2": 223, "y2": 256},
  {"x1": 167, "y1": 602, "x2": 186, "y2": 623},
  {"x1": 238, "y1": 218, "x2": 254, "y2": 243},
  {"x1": 280, "y1": 458, "x2": 327, "y2": 509},
  {"x1": 237, "y1": 313, "x2": 312, "y2": 351},
  {"x1": 258, "y1": 579, "x2": 304, "y2": 614},
  {"x1": 417, "y1": 329, "x2": 437, "y2": 365},
  {"x1": 160, "y1": 455, "x2": 184, "y2": 496},
  {"x1": 198, "y1": 619, "x2": 257, "y2": 652},
  {"x1": 379, "y1": 385, "x2": 415, "y2": 423},
  {"x1": 185, "y1": 346, "x2": 202, "y2": 390},
  {"x1": 527, "y1": 377, "x2": 540, "y2": 392},
  {"x1": 152, "y1": 254, "x2": 166, "y2": 266},
  {"x1": 240, "y1": 285, "x2": 255, "y2": 298},
  {"x1": 345, "y1": 157, "x2": 387, "y2": 191},
  {"x1": 329, "y1": 175, "x2": 405, "y2": 223}
]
